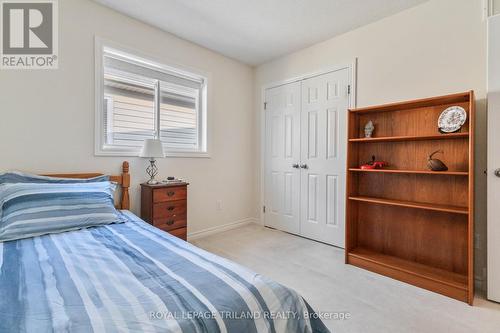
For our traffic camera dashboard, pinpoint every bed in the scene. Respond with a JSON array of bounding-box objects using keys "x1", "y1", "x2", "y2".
[{"x1": 0, "y1": 162, "x2": 329, "y2": 333}]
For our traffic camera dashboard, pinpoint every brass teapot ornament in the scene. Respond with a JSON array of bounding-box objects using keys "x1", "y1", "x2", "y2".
[{"x1": 427, "y1": 150, "x2": 448, "y2": 171}]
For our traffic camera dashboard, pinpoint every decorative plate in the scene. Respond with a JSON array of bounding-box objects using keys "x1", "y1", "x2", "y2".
[{"x1": 438, "y1": 106, "x2": 467, "y2": 133}]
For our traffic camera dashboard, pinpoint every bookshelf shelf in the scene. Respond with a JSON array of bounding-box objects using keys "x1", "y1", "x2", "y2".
[
  {"x1": 348, "y1": 132, "x2": 469, "y2": 143},
  {"x1": 348, "y1": 196, "x2": 468, "y2": 215},
  {"x1": 348, "y1": 168, "x2": 468, "y2": 176}
]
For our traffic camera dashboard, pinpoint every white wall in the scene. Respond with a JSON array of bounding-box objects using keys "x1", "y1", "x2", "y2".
[
  {"x1": 255, "y1": 0, "x2": 488, "y2": 288},
  {"x1": 0, "y1": 0, "x2": 256, "y2": 235}
]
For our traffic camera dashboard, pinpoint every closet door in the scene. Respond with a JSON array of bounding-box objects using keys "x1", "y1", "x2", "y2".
[
  {"x1": 300, "y1": 69, "x2": 349, "y2": 247},
  {"x1": 264, "y1": 82, "x2": 301, "y2": 234}
]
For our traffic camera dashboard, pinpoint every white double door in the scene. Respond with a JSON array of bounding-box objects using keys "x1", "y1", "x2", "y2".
[{"x1": 264, "y1": 69, "x2": 350, "y2": 247}]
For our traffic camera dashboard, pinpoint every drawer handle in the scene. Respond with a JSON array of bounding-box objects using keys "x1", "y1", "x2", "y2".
[
  {"x1": 166, "y1": 220, "x2": 175, "y2": 225},
  {"x1": 167, "y1": 191, "x2": 175, "y2": 196},
  {"x1": 167, "y1": 206, "x2": 175, "y2": 211}
]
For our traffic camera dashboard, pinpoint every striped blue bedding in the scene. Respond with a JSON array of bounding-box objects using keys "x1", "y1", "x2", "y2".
[{"x1": 0, "y1": 211, "x2": 329, "y2": 333}]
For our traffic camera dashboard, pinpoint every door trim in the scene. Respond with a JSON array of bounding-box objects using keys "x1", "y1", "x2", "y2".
[
  {"x1": 487, "y1": 14, "x2": 500, "y2": 302},
  {"x1": 259, "y1": 60, "x2": 358, "y2": 227}
]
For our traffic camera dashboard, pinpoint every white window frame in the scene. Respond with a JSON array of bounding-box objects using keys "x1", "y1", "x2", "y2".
[
  {"x1": 103, "y1": 94, "x2": 114, "y2": 144},
  {"x1": 95, "y1": 37, "x2": 211, "y2": 158}
]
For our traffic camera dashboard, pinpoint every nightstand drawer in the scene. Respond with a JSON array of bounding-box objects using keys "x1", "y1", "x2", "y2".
[
  {"x1": 153, "y1": 200, "x2": 187, "y2": 219},
  {"x1": 169, "y1": 227, "x2": 187, "y2": 240},
  {"x1": 154, "y1": 215, "x2": 187, "y2": 231},
  {"x1": 153, "y1": 186, "x2": 187, "y2": 203}
]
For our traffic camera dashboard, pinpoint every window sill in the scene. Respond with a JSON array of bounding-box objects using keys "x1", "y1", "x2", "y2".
[
  {"x1": 95, "y1": 148, "x2": 211, "y2": 158},
  {"x1": 165, "y1": 151, "x2": 211, "y2": 158}
]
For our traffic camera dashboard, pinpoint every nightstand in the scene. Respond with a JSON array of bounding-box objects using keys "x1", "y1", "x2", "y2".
[{"x1": 140, "y1": 182, "x2": 189, "y2": 240}]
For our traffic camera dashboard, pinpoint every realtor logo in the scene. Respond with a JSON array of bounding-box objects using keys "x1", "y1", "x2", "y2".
[{"x1": 1, "y1": 0, "x2": 58, "y2": 69}]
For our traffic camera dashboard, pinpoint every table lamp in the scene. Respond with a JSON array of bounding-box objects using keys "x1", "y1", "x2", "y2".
[{"x1": 139, "y1": 139, "x2": 165, "y2": 184}]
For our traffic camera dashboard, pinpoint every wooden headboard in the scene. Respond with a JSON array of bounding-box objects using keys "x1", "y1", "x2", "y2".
[{"x1": 42, "y1": 161, "x2": 131, "y2": 210}]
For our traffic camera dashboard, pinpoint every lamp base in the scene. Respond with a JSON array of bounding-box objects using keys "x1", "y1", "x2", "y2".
[{"x1": 146, "y1": 158, "x2": 159, "y2": 185}]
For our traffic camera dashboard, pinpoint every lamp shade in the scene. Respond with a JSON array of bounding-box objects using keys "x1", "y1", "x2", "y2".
[{"x1": 139, "y1": 139, "x2": 165, "y2": 158}]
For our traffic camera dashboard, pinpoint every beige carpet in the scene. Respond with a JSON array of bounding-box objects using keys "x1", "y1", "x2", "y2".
[{"x1": 191, "y1": 223, "x2": 500, "y2": 333}]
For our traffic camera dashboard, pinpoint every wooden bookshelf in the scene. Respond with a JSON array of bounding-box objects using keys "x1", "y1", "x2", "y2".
[{"x1": 345, "y1": 91, "x2": 474, "y2": 304}]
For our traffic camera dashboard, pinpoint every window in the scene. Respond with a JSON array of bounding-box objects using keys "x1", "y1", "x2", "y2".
[
  {"x1": 488, "y1": 0, "x2": 500, "y2": 17},
  {"x1": 494, "y1": 0, "x2": 500, "y2": 16},
  {"x1": 95, "y1": 39, "x2": 209, "y2": 157}
]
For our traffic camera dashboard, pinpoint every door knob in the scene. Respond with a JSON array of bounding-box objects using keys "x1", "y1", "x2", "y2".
[
  {"x1": 300, "y1": 164, "x2": 308, "y2": 169},
  {"x1": 292, "y1": 163, "x2": 300, "y2": 169},
  {"x1": 495, "y1": 169, "x2": 500, "y2": 177}
]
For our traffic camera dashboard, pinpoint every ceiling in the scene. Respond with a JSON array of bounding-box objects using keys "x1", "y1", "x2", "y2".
[{"x1": 94, "y1": 0, "x2": 428, "y2": 66}]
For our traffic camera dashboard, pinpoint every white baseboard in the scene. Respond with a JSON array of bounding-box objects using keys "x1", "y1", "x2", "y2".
[{"x1": 187, "y1": 217, "x2": 259, "y2": 241}]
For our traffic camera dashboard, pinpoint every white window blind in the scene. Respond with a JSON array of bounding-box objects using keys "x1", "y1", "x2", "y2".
[
  {"x1": 96, "y1": 42, "x2": 208, "y2": 156},
  {"x1": 103, "y1": 73, "x2": 156, "y2": 148},
  {"x1": 159, "y1": 84, "x2": 199, "y2": 150}
]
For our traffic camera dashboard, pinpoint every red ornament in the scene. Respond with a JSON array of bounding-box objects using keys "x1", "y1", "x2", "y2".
[{"x1": 360, "y1": 156, "x2": 388, "y2": 169}]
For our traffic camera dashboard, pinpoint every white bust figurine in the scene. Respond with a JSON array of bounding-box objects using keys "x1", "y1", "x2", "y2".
[{"x1": 364, "y1": 120, "x2": 375, "y2": 138}]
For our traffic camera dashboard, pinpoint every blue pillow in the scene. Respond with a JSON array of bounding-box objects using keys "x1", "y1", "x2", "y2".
[
  {"x1": 0, "y1": 171, "x2": 109, "y2": 184},
  {"x1": 0, "y1": 181, "x2": 122, "y2": 242}
]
